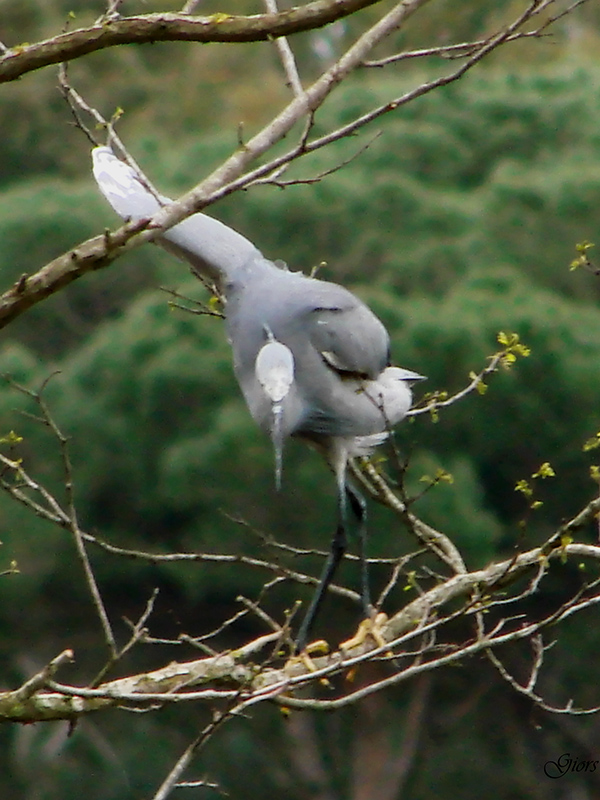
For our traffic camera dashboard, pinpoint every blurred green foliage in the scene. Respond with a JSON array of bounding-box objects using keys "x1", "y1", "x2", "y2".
[{"x1": 2, "y1": 1, "x2": 600, "y2": 798}]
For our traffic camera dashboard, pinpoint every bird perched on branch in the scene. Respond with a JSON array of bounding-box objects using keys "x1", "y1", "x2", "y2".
[{"x1": 92, "y1": 146, "x2": 424, "y2": 650}]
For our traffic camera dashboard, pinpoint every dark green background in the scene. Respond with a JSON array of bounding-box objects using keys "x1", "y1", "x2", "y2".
[{"x1": 1, "y1": 1, "x2": 600, "y2": 798}]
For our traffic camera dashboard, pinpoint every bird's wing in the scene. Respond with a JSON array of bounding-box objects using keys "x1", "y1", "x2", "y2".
[
  {"x1": 92, "y1": 147, "x2": 262, "y2": 285},
  {"x1": 305, "y1": 283, "x2": 390, "y2": 380}
]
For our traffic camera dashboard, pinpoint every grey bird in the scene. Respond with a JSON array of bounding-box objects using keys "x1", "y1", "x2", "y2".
[{"x1": 92, "y1": 146, "x2": 424, "y2": 650}]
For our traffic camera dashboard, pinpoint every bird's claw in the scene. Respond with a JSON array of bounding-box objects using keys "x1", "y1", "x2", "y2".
[
  {"x1": 340, "y1": 611, "x2": 389, "y2": 652},
  {"x1": 286, "y1": 639, "x2": 330, "y2": 682},
  {"x1": 299, "y1": 638, "x2": 329, "y2": 669}
]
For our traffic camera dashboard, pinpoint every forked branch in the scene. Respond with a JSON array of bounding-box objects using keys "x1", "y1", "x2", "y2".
[{"x1": 0, "y1": 0, "x2": 562, "y2": 329}]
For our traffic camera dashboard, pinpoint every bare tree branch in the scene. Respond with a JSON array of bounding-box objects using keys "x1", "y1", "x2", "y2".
[
  {"x1": 362, "y1": 0, "x2": 592, "y2": 67},
  {"x1": 0, "y1": 447, "x2": 363, "y2": 606},
  {"x1": 0, "y1": 0, "x2": 429, "y2": 328},
  {"x1": 351, "y1": 459, "x2": 468, "y2": 574},
  {"x1": 262, "y1": 0, "x2": 305, "y2": 98},
  {"x1": 0, "y1": 0, "x2": 388, "y2": 84},
  {"x1": 2, "y1": 379, "x2": 117, "y2": 655},
  {"x1": 2, "y1": 525, "x2": 600, "y2": 724},
  {"x1": 0, "y1": 218, "x2": 150, "y2": 328},
  {"x1": 10, "y1": 650, "x2": 74, "y2": 702},
  {"x1": 0, "y1": 8, "x2": 597, "y2": 782},
  {"x1": 0, "y1": 0, "x2": 564, "y2": 330}
]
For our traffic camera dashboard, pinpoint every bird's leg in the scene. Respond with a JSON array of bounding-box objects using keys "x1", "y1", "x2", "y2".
[
  {"x1": 295, "y1": 505, "x2": 347, "y2": 653},
  {"x1": 345, "y1": 482, "x2": 372, "y2": 618},
  {"x1": 339, "y1": 482, "x2": 391, "y2": 654}
]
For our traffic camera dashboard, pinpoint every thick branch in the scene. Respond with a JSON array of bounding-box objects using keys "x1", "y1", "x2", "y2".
[
  {"x1": 2, "y1": 536, "x2": 600, "y2": 724},
  {"x1": 0, "y1": 219, "x2": 149, "y2": 327},
  {"x1": 0, "y1": 634, "x2": 277, "y2": 723},
  {"x1": 0, "y1": 0, "x2": 384, "y2": 83},
  {"x1": 0, "y1": 0, "x2": 432, "y2": 329},
  {"x1": 0, "y1": 0, "x2": 553, "y2": 331}
]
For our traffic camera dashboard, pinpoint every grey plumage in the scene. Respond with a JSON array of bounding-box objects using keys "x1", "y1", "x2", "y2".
[{"x1": 92, "y1": 146, "x2": 424, "y2": 648}]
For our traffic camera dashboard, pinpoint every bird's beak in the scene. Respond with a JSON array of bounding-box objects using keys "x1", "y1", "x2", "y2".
[{"x1": 398, "y1": 369, "x2": 427, "y2": 384}]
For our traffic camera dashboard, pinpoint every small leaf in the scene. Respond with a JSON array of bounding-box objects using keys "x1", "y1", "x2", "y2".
[
  {"x1": 403, "y1": 571, "x2": 417, "y2": 591},
  {"x1": 435, "y1": 468, "x2": 454, "y2": 484},
  {"x1": 0, "y1": 430, "x2": 23, "y2": 445},
  {"x1": 559, "y1": 534, "x2": 572, "y2": 564},
  {"x1": 583, "y1": 433, "x2": 600, "y2": 452},
  {"x1": 469, "y1": 371, "x2": 488, "y2": 395},
  {"x1": 532, "y1": 462, "x2": 555, "y2": 479},
  {"x1": 515, "y1": 479, "x2": 532, "y2": 497},
  {"x1": 514, "y1": 343, "x2": 531, "y2": 357}
]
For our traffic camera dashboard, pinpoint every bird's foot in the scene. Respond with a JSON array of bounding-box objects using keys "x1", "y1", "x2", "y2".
[
  {"x1": 298, "y1": 638, "x2": 329, "y2": 669},
  {"x1": 285, "y1": 639, "x2": 331, "y2": 684},
  {"x1": 339, "y1": 611, "x2": 389, "y2": 653}
]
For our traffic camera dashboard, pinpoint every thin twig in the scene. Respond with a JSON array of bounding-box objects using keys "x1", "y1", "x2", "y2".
[
  {"x1": 362, "y1": 28, "x2": 556, "y2": 68},
  {"x1": 409, "y1": 352, "x2": 504, "y2": 417},
  {"x1": 90, "y1": 588, "x2": 161, "y2": 687},
  {"x1": 0, "y1": 446, "x2": 362, "y2": 604},
  {"x1": 248, "y1": 131, "x2": 381, "y2": 189},
  {"x1": 262, "y1": 0, "x2": 304, "y2": 97},
  {"x1": 13, "y1": 650, "x2": 74, "y2": 701},
  {"x1": 58, "y1": 64, "x2": 163, "y2": 201},
  {"x1": 159, "y1": 286, "x2": 224, "y2": 318},
  {"x1": 486, "y1": 625, "x2": 600, "y2": 716},
  {"x1": 18, "y1": 378, "x2": 118, "y2": 657},
  {"x1": 351, "y1": 459, "x2": 467, "y2": 574},
  {"x1": 181, "y1": 1, "x2": 202, "y2": 13},
  {"x1": 95, "y1": 0, "x2": 124, "y2": 24},
  {"x1": 175, "y1": 778, "x2": 224, "y2": 794},
  {"x1": 375, "y1": 552, "x2": 424, "y2": 609},
  {"x1": 237, "y1": 594, "x2": 283, "y2": 633},
  {"x1": 1, "y1": 0, "x2": 579, "y2": 332},
  {"x1": 224, "y1": 509, "x2": 403, "y2": 565},
  {"x1": 151, "y1": 708, "x2": 235, "y2": 800}
]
